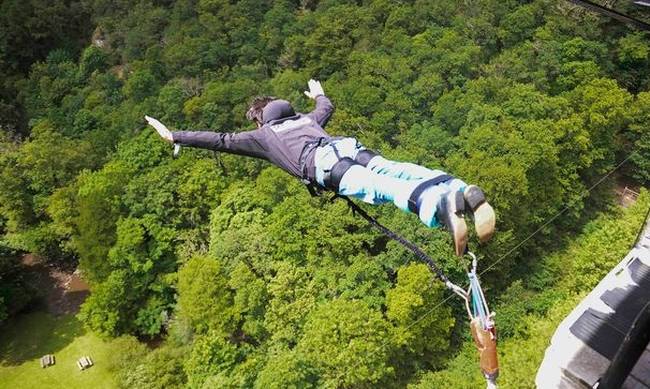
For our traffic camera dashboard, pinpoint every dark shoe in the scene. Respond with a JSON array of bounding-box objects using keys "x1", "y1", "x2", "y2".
[
  {"x1": 436, "y1": 191, "x2": 468, "y2": 256},
  {"x1": 464, "y1": 185, "x2": 495, "y2": 243}
]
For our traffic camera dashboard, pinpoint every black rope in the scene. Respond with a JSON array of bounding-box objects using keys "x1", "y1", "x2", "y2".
[
  {"x1": 333, "y1": 195, "x2": 450, "y2": 284},
  {"x1": 568, "y1": 0, "x2": 650, "y2": 31}
]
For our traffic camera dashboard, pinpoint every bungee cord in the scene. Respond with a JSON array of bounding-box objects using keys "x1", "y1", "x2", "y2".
[
  {"x1": 333, "y1": 194, "x2": 500, "y2": 387},
  {"x1": 331, "y1": 153, "x2": 634, "y2": 388}
]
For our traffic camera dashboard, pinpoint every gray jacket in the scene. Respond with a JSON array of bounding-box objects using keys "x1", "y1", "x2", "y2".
[{"x1": 172, "y1": 95, "x2": 334, "y2": 181}]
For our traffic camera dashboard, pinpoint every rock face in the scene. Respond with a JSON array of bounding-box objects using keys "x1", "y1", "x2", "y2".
[{"x1": 92, "y1": 26, "x2": 106, "y2": 48}]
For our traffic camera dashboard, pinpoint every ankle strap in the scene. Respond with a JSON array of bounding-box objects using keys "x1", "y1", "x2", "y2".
[{"x1": 407, "y1": 174, "x2": 453, "y2": 214}]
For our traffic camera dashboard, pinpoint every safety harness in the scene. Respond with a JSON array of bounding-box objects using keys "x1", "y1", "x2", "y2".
[
  {"x1": 298, "y1": 137, "x2": 380, "y2": 196},
  {"x1": 299, "y1": 137, "x2": 454, "y2": 208}
]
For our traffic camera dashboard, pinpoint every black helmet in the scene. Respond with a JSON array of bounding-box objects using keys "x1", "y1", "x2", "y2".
[{"x1": 261, "y1": 99, "x2": 295, "y2": 124}]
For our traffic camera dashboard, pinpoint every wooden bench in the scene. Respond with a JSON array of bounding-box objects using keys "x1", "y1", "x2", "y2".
[
  {"x1": 77, "y1": 356, "x2": 94, "y2": 370},
  {"x1": 40, "y1": 354, "x2": 55, "y2": 368}
]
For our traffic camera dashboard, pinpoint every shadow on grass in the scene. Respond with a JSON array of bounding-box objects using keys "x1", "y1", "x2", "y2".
[{"x1": 0, "y1": 310, "x2": 84, "y2": 366}]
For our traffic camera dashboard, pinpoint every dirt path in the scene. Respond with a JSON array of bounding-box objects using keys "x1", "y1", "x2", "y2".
[{"x1": 22, "y1": 255, "x2": 90, "y2": 316}]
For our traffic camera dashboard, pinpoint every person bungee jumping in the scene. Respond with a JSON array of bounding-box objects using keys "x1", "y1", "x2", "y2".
[{"x1": 145, "y1": 79, "x2": 495, "y2": 255}]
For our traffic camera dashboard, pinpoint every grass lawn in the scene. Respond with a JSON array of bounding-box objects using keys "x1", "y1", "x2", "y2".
[{"x1": 0, "y1": 311, "x2": 117, "y2": 389}]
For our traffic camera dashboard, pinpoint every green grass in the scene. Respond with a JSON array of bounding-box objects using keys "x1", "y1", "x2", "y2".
[{"x1": 0, "y1": 311, "x2": 117, "y2": 389}]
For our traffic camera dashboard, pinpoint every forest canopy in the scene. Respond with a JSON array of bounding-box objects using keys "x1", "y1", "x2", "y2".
[{"x1": 1, "y1": 0, "x2": 649, "y2": 387}]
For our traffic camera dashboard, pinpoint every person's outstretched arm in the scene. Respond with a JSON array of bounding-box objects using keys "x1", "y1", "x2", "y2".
[
  {"x1": 304, "y1": 79, "x2": 334, "y2": 128},
  {"x1": 145, "y1": 116, "x2": 268, "y2": 159}
]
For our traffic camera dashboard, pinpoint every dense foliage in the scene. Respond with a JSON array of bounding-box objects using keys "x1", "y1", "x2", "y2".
[
  {"x1": 0, "y1": 243, "x2": 33, "y2": 323},
  {"x1": 1, "y1": 0, "x2": 649, "y2": 387}
]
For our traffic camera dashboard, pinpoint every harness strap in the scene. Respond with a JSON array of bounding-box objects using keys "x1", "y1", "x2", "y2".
[
  {"x1": 310, "y1": 140, "x2": 376, "y2": 193},
  {"x1": 324, "y1": 158, "x2": 359, "y2": 191},
  {"x1": 355, "y1": 150, "x2": 378, "y2": 167},
  {"x1": 407, "y1": 174, "x2": 453, "y2": 215},
  {"x1": 301, "y1": 179, "x2": 320, "y2": 197},
  {"x1": 299, "y1": 137, "x2": 351, "y2": 195},
  {"x1": 299, "y1": 137, "x2": 330, "y2": 196},
  {"x1": 299, "y1": 138, "x2": 326, "y2": 179}
]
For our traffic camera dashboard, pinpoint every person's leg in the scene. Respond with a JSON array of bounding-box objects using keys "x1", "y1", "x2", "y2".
[
  {"x1": 314, "y1": 139, "x2": 440, "y2": 221},
  {"x1": 313, "y1": 138, "x2": 474, "y2": 255},
  {"x1": 337, "y1": 167, "x2": 468, "y2": 255},
  {"x1": 314, "y1": 138, "x2": 461, "y2": 226},
  {"x1": 336, "y1": 164, "x2": 415, "y2": 206},
  {"x1": 337, "y1": 165, "x2": 445, "y2": 225},
  {"x1": 366, "y1": 154, "x2": 468, "y2": 192},
  {"x1": 364, "y1": 152, "x2": 494, "y2": 243}
]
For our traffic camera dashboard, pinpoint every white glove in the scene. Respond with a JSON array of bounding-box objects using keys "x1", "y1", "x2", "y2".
[
  {"x1": 145, "y1": 115, "x2": 173, "y2": 143},
  {"x1": 304, "y1": 79, "x2": 325, "y2": 99}
]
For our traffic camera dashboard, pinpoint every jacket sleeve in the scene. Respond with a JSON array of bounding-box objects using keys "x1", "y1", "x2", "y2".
[
  {"x1": 172, "y1": 129, "x2": 268, "y2": 159},
  {"x1": 307, "y1": 95, "x2": 335, "y2": 128}
]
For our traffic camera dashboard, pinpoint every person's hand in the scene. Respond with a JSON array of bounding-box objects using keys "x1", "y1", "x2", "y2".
[
  {"x1": 145, "y1": 115, "x2": 173, "y2": 143},
  {"x1": 304, "y1": 79, "x2": 325, "y2": 99}
]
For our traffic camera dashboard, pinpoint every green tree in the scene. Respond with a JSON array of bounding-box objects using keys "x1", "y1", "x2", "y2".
[
  {"x1": 79, "y1": 45, "x2": 109, "y2": 79},
  {"x1": 255, "y1": 349, "x2": 317, "y2": 389},
  {"x1": 124, "y1": 69, "x2": 159, "y2": 102},
  {"x1": 121, "y1": 345, "x2": 188, "y2": 389},
  {"x1": 177, "y1": 256, "x2": 236, "y2": 335},
  {"x1": 73, "y1": 161, "x2": 131, "y2": 281},
  {"x1": 78, "y1": 270, "x2": 132, "y2": 337},
  {"x1": 297, "y1": 298, "x2": 393, "y2": 387},
  {"x1": 0, "y1": 244, "x2": 33, "y2": 324},
  {"x1": 387, "y1": 264, "x2": 455, "y2": 371}
]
